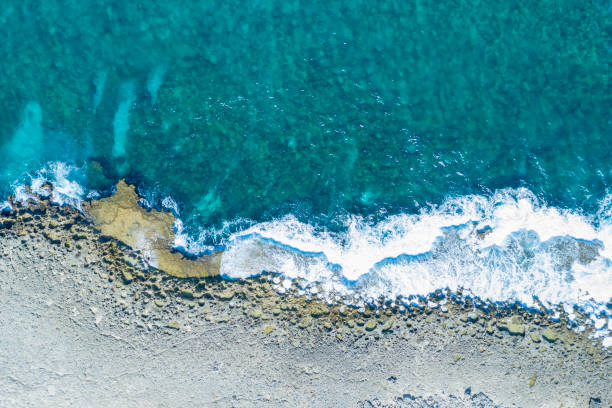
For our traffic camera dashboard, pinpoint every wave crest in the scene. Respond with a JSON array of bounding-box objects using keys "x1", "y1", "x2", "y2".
[{"x1": 6, "y1": 164, "x2": 611, "y2": 342}]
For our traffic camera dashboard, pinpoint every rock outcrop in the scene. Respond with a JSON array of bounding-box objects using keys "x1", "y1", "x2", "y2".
[{"x1": 84, "y1": 181, "x2": 221, "y2": 278}]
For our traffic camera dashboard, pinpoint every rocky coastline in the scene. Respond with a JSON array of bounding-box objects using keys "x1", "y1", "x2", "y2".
[{"x1": 0, "y1": 189, "x2": 610, "y2": 407}]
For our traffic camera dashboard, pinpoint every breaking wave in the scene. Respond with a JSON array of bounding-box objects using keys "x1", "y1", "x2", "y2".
[{"x1": 5, "y1": 162, "x2": 612, "y2": 344}]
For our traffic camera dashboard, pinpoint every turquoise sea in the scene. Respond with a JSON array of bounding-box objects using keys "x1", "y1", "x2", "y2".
[{"x1": 0, "y1": 1, "x2": 610, "y2": 339}]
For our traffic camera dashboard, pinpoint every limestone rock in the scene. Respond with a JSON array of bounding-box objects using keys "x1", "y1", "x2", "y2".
[
  {"x1": 180, "y1": 289, "x2": 194, "y2": 299},
  {"x1": 249, "y1": 309, "x2": 262, "y2": 319},
  {"x1": 298, "y1": 318, "x2": 312, "y2": 329},
  {"x1": 43, "y1": 231, "x2": 60, "y2": 244},
  {"x1": 121, "y1": 270, "x2": 134, "y2": 283},
  {"x1": 382, "y1": 318, "x2": 395, "y2": 332},
  {"x1": 365, "y1": 320, "x2": 377, "y2": 331},
  {"x1": 503, "y1": 317, "x2": 525, "y2": 336},
  {"x1": 542, "y1": 329, "x2": 558, "y2": 342},
  {"x1": 84, "y1": 181, "x2": 222, "y2": 278},
  {"x1": 310, "y1": 304, "x2": 329, "y2": 317},
  {"x1": 218, "y1": 289, "x2": 235, "y2": 301}
]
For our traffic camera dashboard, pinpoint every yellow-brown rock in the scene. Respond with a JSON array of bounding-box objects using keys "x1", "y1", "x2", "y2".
[{"x1": 84, "y1": 180, "x2": 221, "y2": 278}]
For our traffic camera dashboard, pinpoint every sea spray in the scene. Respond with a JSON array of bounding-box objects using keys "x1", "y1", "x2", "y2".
[{"x1": 11, "y1": 162, "x2": 85, "y2": 210}]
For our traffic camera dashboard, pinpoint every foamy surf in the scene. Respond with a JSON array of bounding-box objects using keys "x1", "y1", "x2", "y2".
[
  {"x1": 214, "y1": 190, "x2": 612, "y2": 342},
  {"x1": 10, "y1": 162, "x2": 86, "y2": 210},
  {"x1": 6, "y1": 163, "x2": 612, "y2": 343}
]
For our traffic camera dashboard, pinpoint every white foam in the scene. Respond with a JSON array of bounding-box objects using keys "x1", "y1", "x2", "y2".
[
  {"x1": 6, "y1": 167, "x2": 612, "y2": 343},
  {"x1": 161, "y1": 196, "x2": 179, "y2": 215},
  {"x1": 1, "y1": 201, "x2": 12, "y2": 212},
  {"x1": 12, "y1": 162, "x2": 84, "y2": 209},
  {"x1": 213, "y1": 189, "x2": 612, "y2": 340}
]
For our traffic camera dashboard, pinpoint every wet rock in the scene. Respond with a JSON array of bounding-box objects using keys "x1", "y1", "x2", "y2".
[
  {"x1": 180, "y1": 289, "x2": 194, "y2": 299},
  {"x1": 217, "y1": 289, "x2": 234, "y2": 301},
  {"x1": 365, "y1": 320, "x2": 377, "y2": 331},
  {"x1": 298, "y1": 318, "x2": 312, "y2": 329},
  {"x1": 72, "y1": 232, "x2": 87, "y2": 240},
  {"x1": 310, "y1": 304, "x2": 329, "y2": 317},
  {"x1": 0, "y1": 219, "x2": 16, "y2": 229},
  {"x1": 121, "y1": 270, "x2": 134, "y2": 283},
  {"x1": 467, "y1": 312, "x2": 478, "y2": 323},
  {"x1": 84, "y1": 181, "x2": 222, "y2": 278},
  {"x1": 502, "y1": 317, "x2": 525, "y2": 336},
  {"x1": 530, "y1": 332, "x2": 541, "y2": 343},
  {"x1": 43, "y1": 231, "x2": 60, "y2": 244},
  {"x1": 542, "y1": 329, "x2": 558, "y2": 343},
  {"x1": 382, "y1": 318, "x2": 395, "y2": 332}
]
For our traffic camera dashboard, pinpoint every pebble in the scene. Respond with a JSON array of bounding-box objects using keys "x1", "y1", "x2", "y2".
[
  {"x1": 180, "y1": 289, "x2": 194, "y2": 299},
  {"x1": 218, "y1": 289, "x2": 234, "y2": 301},
  {"x1": 365, "y1": 320, "x2": 377, "y2": 331},
  {"x1": 121, "y1": 270, "x2": 134, "y2": 283},
  {"x1": 382, "y1": 318, "x2": 394, "y2": 332},
  {"x1": 542, "y1": 329, "x2": 558, "y2": 343},
  {"x1": 529, "y1": 375, "x2": 537, "y2": 388},
  {"x1": 504, "y1": 317, "x2": 525, "y2": 336}
]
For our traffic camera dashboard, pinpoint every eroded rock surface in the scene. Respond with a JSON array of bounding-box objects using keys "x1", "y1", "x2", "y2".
[{"x1": 84, "y1": 180, "x2": 221, "y2": 277}]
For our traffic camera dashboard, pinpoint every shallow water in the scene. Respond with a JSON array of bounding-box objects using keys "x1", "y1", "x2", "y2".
[{"x1": 0, "y1": 1, "x2": 610, "y2": 337}]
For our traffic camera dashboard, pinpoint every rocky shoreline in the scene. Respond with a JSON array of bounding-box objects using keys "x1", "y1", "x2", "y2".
[{"x1": 0, "y1": 195, "x2": 610, "y2": 407}]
